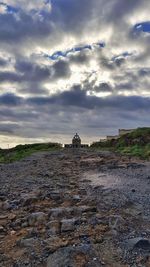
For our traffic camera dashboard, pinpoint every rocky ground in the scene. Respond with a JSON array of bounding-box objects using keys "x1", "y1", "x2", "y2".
[{"x1": 0, "y1": 149, "x2": 150, "y2": 267}]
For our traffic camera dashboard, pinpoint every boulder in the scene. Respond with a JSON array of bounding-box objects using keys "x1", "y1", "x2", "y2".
[
  {"x1": 126, "y1": 237, "x2": 150, "y2": 250},
  {"x1": 47, "y1": 245, "x2": 102, "y2": 267}
]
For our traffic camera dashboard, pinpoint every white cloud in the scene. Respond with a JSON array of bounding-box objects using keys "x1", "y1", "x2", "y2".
[{"x1": 3, "y1": 0, "x2": 52, "y2": 12}]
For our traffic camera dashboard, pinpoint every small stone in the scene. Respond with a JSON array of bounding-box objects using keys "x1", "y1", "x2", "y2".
[
  {"x1": 0, "y1": 225, "x2": 5, "y2": 233},
  {"x1": 47, "y1": 220, "x2": 60, "y2": 235},
  {"x1": 49, "y1": 207, "x2": 73, "y2": 219},
  {"x1": 23, "y1": 196, "x2": 38, "y2": 206},
  {"x1": 132, "y1": 189, "x2": 136, "y2": 193},
  {"x1": 22, "y1": 222, "x2": 28, "y2": 228},
  {"x1": 19, "y1": 237, "x2": 37, "y2": 248},
  {"x1": 61, "y1": 219, "x2": 77, "y2": 232},
  {"x1": 0, "y1": 215, "x2": 7, "y2": 219},
  {"x1": 28, "y1": 212, "x2": 47, "y2": 226},
  {"x1": 10, "y1": 230, "x2": 16, "y2": 235},
  {"x1": 50, "y1": 191, "x2": 61, "y2": 201},
  {"x1": 8, "y1": 214, "x2": 16, "y2": 220},
  {"x1": 1, "y1": 200, "x2": 10, "y2": 210},
  {"x1": 73, "y1": 195, "x2": 81, "y2": 201}
]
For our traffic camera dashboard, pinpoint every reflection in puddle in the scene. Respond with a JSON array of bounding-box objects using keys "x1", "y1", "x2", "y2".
[{"x1": 82, "y1": 172, "x2": 122, "y2": 189}]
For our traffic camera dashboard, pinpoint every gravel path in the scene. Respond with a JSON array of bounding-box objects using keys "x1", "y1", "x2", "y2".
[{"x1": 0, "y1": 150, "x2": 150, "y2": 267}]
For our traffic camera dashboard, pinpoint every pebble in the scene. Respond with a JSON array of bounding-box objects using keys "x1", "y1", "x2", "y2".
[
  {"x1": 28, "y1": 212, "x2": 47, "y2": 226},
  {"x1": 61, "y1": 219, "x2": 77, "y2": 232}
]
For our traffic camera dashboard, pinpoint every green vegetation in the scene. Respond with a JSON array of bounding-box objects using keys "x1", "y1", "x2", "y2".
[
  {"x1": 0, "y1": 142, "x2": 62, "y2": 163},
  {"x1": 91, "y1": 127, "x2": 150, "y2": 160}
]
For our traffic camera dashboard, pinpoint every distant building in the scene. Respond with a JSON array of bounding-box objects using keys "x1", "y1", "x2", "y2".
[
  {"x1": 72, "y1": 133, "x2": 81, "y2": 148},
  {"x1": 64, "y1": 133, "x2": 89, "y2": 148},
  {"x1": 107, "y1": 135, "x2": 119, "y2": 141},
  {"x1": 99, "y1": 138, "x2": 107, "y2": 142},
  {"x1": 106, "y1": 128, "x2": 136, "y2": 141}
]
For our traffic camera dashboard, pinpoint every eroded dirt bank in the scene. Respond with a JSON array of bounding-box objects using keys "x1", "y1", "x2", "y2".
[{"x1": 0, "y1": 150, "x2": 150, "y2": 267}]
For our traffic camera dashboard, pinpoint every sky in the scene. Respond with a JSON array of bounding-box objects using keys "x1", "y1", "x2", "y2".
[{"x1": 0, "y1": 0, "x2": 150, "y2": 147}]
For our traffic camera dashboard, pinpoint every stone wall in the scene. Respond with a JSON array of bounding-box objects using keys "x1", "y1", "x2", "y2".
[{"x1": 107, "y1": 135, "x2": 119, "y2": 141}]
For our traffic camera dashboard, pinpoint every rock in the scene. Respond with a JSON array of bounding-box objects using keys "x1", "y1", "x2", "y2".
[
  {"x1": 78, "y1": 205, "x2": 97, "y2": 213},
  {"x1": 61, "y1": 218, "x2": 77, "y2": 232},
  {"x1": 124, "y1": 203, "x2": 143, "y2": 216},
  {"x1": 0, "y1": 215, "x2": 7, "y2": 219},
  {"x1": 109, "y1": 215, "x2": 125, "y2": 231},
  {"x1": 0, "y1": 200, "x2": 10, "y2": 210},
  {"x1": 9, "y1": 199, "x2": 20, "y2": 209},
  {"x1": 49, "y1": 207, "x2": 73, "y2": 219},
  {"x1": 18, "y1": 237, "x2": 37, "y2": 248},
  {"x1": 49, "y1": 191, "x2": 61, "y2": 201},
  {"x1": 8, "y1": 214, "x2": 17, "y2": 220},
  {"x1": 126, "y1": 237, "x2": 150, "y2": 250},
  {"x1": 72, "y1": 195, "x2": 81, "y2": 201},
  {"x1": 131, "y1": 189, "x2": 136, "y2": 193},
  {"x1": 47, "y1": 245, "x2": 102, "y2": 267},
  {"x1": 23, "y1": 196, "x2": 38, "y2": 206},
  {"x1": 28, "y1": 212, "x2": 47, "y2": 226},
  {"x1": 0, "y1": 225, "x2": 5, "y2": 233},
  {"x1": 10, "y1": 230, "x2": 16, "y2": 235},
  {"x1": 47, "y1": 220, "x2": 60, "y2": 235},
  {"x1": 22, "y1": 222, "x2": 28, "y2": 228},
  {"x1": 44, "y1": 236, "x2": 69, "y2": 253}
]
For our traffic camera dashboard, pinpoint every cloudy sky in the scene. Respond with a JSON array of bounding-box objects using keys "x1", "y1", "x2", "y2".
[{"x1": 0, "y1": 0, "x2": 150, "y2": 147}]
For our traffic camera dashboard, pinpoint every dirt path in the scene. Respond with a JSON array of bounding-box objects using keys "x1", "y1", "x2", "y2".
[{"x1": 0, "y1": 150, "x2": 150, "y2": 267}]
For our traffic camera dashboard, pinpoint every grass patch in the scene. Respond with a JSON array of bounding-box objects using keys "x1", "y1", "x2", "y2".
[
  {"x1": 91, "y1": 127, "x2": 150, "y2": 160},
  {"x1": 0, "y1": 142, "x2": 62, "y2": 163}
]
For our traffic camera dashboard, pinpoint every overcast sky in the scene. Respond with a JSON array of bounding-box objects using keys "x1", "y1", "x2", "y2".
[{"x1": 0, "y1": 0, "x2": 150, "y2": 147}]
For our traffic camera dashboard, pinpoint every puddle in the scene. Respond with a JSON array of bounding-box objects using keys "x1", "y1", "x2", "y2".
[{"x1": 82, "y1": 171, "x2": 123, "y2": 189}]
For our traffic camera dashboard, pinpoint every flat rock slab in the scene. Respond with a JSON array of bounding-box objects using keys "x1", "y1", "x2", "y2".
[
  {"x1": 125, "y1": 237, "x2": 150, "y2": 250},
  {"x1": 47, "y1": 245, "x2": 102, "y2": 267}
]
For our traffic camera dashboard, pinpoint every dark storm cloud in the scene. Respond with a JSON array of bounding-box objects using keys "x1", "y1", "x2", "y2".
[
  {"x1": 100, "y1": 56, "x2": 115, "y2": 70},
  {"x1": 0, "y1": 93, "x2": 22, "y2": 106},
  {"x1": 114, "y1": 57, "x2": 125, "y2": 67},
  {"x1": 0, "y1": 71, "x2": 21, "y2": 82},
  {"x1": 99, "y1": 52, "x2": 130, "y2": 72},
  {"x1": 94, "y1": 83, "x2": 113, "y2": 93},
  {"x1": 15, "y1": 59, "x2": 33, "y2": 73},
  {"x1": 106, "y1": 0, "x2": 143, "y2": 24},
  {"x1": 50, "y1": 0, "x2": 96, "y2": 33},
  {"x1": 15, "y1": 58, "x2": 71, "y2": 81},
  {"x1": 69, "y1": 51, "x2": 90, "y2": 65},
  {"x1": 0, "y1": 58, "x2": 71, "y2": 87},
  {"x1": 15, "y1": 59, "x2": 51, "y2": 81},
  {"x1": 0, "y1": 57, "x2": 8, "y2": 66},
  {"x1": 52, "y1": 60, "x2": 71, "y2": 80},
  {"x1": 0, "y1": 68, "x2": 49, "y2": 83},
  {"x1": 0, "y1": 108, "x2": 39, "y2": 121},
  {"x1": 115, "y1": 82, "x2": 134, "y2": 91},
  {"x1": 0, "y1": 11, "x2": 53, "y2": 43},
  {"x1": 26, "y1": 86, "x2": 150, "y2": 111},
  {"x1": 138, "y1": 68, "x2": 150, "y2": 77},
  {"x1": 0, "y1": 122, "x2": 20, "y2": 134}
]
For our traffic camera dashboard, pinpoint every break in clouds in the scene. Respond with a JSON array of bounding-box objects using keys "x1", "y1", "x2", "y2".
[{"x1": 0, "y1": 0, "x2": 150, "y2": 147}]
